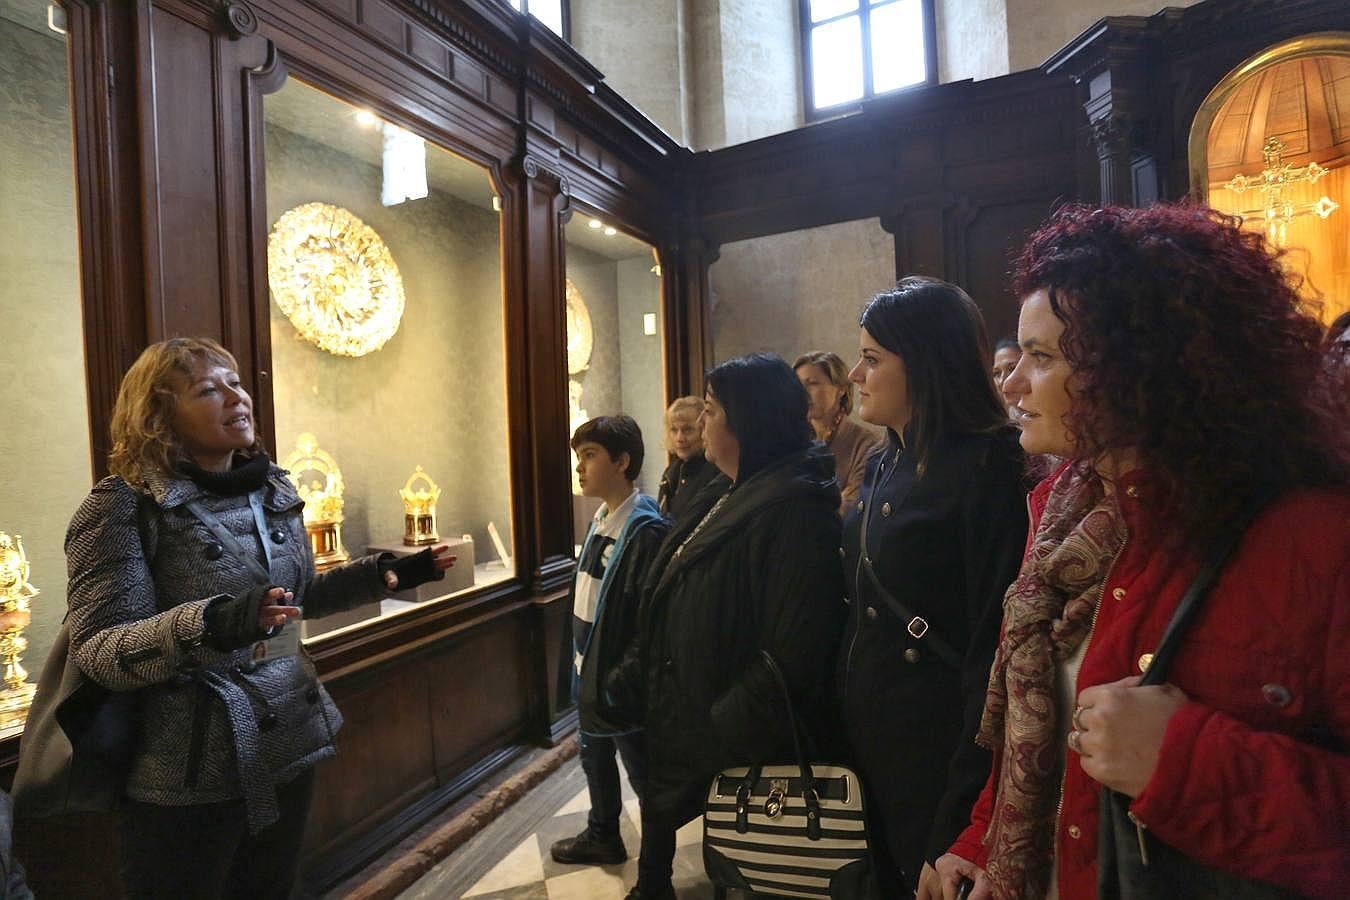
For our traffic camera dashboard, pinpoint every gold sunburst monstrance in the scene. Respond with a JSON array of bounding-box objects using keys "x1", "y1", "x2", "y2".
[{"x1": 268, "y1": 202, "x2": 406, "y2": 357}]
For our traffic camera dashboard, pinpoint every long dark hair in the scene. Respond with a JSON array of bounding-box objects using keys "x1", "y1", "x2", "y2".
[
  {"x1": 1013, "y1": 202, "x2": 1350, "y2": 546},
  {"x1": 859, "y1": 276, "x2": 1007, "y2": 474},
  {"x1": 706, "y1": 353, "x2": 813, "y2": 482}
]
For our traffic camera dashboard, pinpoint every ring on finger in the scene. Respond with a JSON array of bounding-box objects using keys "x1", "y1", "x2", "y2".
[
  {"x1": 1072, "y1": 703, "x2": 1091, "y2": 731},
  {"x1": 1067, "y1": 729, "x2": 1084, "y2": 755}
]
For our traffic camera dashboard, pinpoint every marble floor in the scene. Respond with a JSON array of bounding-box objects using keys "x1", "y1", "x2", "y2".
[{"x1": 398, "y1": 755, "x2": 716, "y2": 899}]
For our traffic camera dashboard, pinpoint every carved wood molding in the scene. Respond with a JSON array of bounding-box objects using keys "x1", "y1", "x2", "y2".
[{"x1": 521, "y1": 152, "x2": 572, "y2": 198}]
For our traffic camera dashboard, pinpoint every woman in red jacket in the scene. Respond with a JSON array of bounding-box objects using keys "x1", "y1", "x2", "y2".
[{"x1": 926, "y1": 203, "x2": 1350, "y2": 900}]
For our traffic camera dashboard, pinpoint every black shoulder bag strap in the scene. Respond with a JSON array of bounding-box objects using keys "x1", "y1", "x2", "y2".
[
  {"x1": 856, "y1": 467, "x2": 963, "y2": 670},
  {"x1": 1098, "y1": 489, "x2": 1294, "y2": 900},
  {"x1": 184, "y1": 494, "x2": 273, "y2": 585}
]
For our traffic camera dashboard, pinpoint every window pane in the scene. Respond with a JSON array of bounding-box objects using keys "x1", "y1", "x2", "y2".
[
  {"x1": 563, "y1": 220, "x2": 666, "y2": 552},
  {"x1": 263, "y1": 79, "x2": 515, "y2": 642},
  {"x1": 0, "y1": 0, "x2": 92, "y2": 738},
  {"x1": 871, "y1": 0, "x2": 927, "y2": 94},
  {"x1": 811, "y1": 16, "x2": 865, "y2": 109},
  {"x1": 529, "y1": 0, "x2": 565, "y2": 36},
  {"x1": 809, "y1": 0, "x2": 858, "y2": 23}
]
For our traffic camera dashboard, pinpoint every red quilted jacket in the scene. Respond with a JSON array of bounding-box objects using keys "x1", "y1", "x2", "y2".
[{"x1": 949, "y1": 466, "x2": 1350, "y2": 899}]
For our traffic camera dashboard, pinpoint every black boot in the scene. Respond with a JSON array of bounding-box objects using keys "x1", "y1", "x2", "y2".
[
  {"x1": 549, "y1": 828, "x2": 628, "y2": 865},
  {"x1": 623, "y1": 881, "x2": 676, "y2": 899}
]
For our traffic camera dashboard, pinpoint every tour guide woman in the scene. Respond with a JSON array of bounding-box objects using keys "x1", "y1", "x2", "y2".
[
  {"x1": 931, "y1": 204, "x2": 1350, "y2": 899},
  {"x1": 617, "y1": 353, "x2": 847, "y2": 900},
  {"x1": 839, "y1": 277, "x2": 1028, "y2": 897},
  {"x1": 15, "y1": 338, "x2": 453, "y2": 898}
]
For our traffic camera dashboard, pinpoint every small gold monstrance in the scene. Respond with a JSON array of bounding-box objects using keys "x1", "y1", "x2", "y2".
[
  {"x1": 399, "y1": 466, "x2": 441, "y2": 546},
  {"x1": 283, "y1": 433, "x2": 350, "y2": 571},
  {"x1": 0, "y1": 532, "x2": 39, "y2": 730}
]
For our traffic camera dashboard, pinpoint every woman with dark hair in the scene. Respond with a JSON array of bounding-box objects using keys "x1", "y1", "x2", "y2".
[
  {"x1": 838, "y1": 277, "x2": 1028, "y2": 897},
  {"x1": 932, "y1": 204, "x2": 1350, "y2": 900},
  {"x1": 617, "y1": 352, "x2": 847, "y2": 899}
]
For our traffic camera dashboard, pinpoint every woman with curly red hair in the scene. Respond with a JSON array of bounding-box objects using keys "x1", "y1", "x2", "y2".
[{"x1": 926, "y1": 203, "x2": 1350, "y2": 900}]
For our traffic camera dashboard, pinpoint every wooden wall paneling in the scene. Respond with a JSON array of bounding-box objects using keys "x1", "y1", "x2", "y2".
[
  {"x1": 426, "y1": 609, "x2": 533, "y2": 774},
  {"x1": 304, "y1": 656, "x2": 439, "y2": 860},
  {"x1": 135, "y1": 0, "x2": 222, "y2": 339},
  {"x1": 515, "y1": 150, "x2": 574, "y2": 593}
]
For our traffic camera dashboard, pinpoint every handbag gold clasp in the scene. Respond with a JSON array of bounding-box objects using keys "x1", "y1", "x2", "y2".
[{"x1": 764, "y1": 778, "x2": 788, "y2": 819}]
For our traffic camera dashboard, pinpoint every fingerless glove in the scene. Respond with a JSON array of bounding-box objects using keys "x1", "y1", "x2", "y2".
[
  {"x1": 203, "y1": 584, "x2": 268, "y2": 651},
  {"x1": 378, "y1": 547, "x2": 446, "y2": 591}
]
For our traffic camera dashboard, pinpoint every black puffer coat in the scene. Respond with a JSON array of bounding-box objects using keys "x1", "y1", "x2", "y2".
[{"x1": 624, "y1": 445, "x2": 847, "y2": 821}]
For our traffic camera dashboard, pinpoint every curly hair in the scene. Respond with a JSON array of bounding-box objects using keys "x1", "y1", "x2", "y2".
[
  {"x1": 108, "y1": 337, "x2": 264, "y2": 488},
  {"x1": 1013, "y1": 202, "x2": 1350, "y2": 544}
]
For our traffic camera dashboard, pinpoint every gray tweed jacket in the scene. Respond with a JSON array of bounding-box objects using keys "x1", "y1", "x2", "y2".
[{"x1": 63, "y1": 465, "x2": 385, "y2": 831}]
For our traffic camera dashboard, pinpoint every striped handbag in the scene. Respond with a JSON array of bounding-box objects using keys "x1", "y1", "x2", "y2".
[{"x1": 702, "y1": 652, "x2": 872, "y2": 899}]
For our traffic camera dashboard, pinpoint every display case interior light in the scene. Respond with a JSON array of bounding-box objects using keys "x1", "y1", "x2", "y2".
[
  {"x1": 588, "y1": 218, "x2": 603, "y2": 229},
  {"x1": 355, "y1": 109, "x2": 380, "y2": 128},
  {"x1": 643, "y1": 313, "x2": 657, "y2": 336},
  {"x1": 491, "y1": 195, "x2": 502, "y2": 212},
  {"x1": 603, "y1": 226, "x2": 617, "y2": 236}
]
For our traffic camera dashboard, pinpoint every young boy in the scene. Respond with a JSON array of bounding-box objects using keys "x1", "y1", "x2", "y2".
[{"x1": 552, "y1": 415, "x2": 669, "y2": 866}]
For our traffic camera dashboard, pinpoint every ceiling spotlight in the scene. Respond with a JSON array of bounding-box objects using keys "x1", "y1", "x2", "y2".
[
  {"x1": 355, "y1": 109, "x2": 380, "y2": 128},
  {"x1": 603, "y1": 226, "x2": 617, "y2": 236},
  {"x1": 588, "y1": 218, "x2": 603, "y2": 229}
]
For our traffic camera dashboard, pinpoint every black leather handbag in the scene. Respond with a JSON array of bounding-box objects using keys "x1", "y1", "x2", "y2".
[
  {"x1": 1097, "y1": 494, "x2": 1300, "y2": 900},
  {"x1": 703, "y1": 651, "x2": 874, "y2": 900}
]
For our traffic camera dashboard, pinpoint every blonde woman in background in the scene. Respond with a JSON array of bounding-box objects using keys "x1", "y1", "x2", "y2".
[
  {"x1": 794, "y1": 351, "x2": 882, "y2": 514},
  {"x1": 656, "y1": 396, "x2": 721, "y2": 521}
]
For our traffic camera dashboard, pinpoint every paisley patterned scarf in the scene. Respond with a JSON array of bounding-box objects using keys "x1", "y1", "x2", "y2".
[{"x1": 976, "y1": 463, "x2": 1128, "y2": 899}]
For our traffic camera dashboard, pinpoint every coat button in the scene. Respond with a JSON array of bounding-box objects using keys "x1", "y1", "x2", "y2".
[
  {"x1": 1261, "y1": 683, "x2": 1292, "y2": 707},
  {"x1": 903, "y1": 648, "x2": 920, "y2": 664},
  {"x1": 663, "y1": 658, "x2": 675, "y2": 669},
  {"x1": 306, "y1": 687, "x2": 320, "y2": 704},
  {"x1": 839, "y1": 547, "x2": 845, "y2": 559},
  {"x1": 1137, "y1": 652, "x2": 1154, "y2": 673},
  {"x1": 270, "y1": 528, "x2": 288, "y2": 544},
  {"x1": 259, "y1": 712, "x2": 278, "y2": 732},
  {"x1": 1112, "y1": 587, "x2": 1126, "y2": 601},
  {"x1": 1068, "y1": 825, "x2": 1082, "y2": 839},
  {"x1": 865, "y1": 606, "x2": 878, "y2": 620},
  {"x1": 203, "y1": 542, "x2": 224, "y2": 561},
  {"x1": 857, "y1": 500, "x2": 864, "y2": 512},
  {"x1": 881, "y1": 502, "x2": 892, "y2": 517}
]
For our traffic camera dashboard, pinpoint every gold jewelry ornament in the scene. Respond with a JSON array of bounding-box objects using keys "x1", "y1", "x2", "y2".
[
  {"x1": 268, "y1": 202, "x2": 405, "y2": 357},
  {"x1": 1072, "y1": 704, "x2": 1091, "y2": 732},
  {"x1": 399, "y1": 465, "x2": 441, "y2": 546},
  {"x1": 0, "y1": 532, "x2": 39, "y2": 729},
  {"x1": 565, "y1": 277, "x2": 593, "y2": 375},
  {"x1": 282, "y1": 432, "x2": 350, "y2": 570},
  {"x1": 1067, "y1": 729, "x2": 1085, "y2": 756}
]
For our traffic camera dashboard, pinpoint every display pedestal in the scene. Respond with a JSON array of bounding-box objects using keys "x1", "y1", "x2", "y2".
[{"x1": 367, "y1": 534, "x2": 475, "y2": 603}]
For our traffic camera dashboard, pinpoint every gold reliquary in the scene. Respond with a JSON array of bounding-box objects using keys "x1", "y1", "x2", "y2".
[
  {"x1": 283, "y1": 432, "x2": 350, "y2": 571},
  {"x1": 399, "y1": 466, "x2": 441, "y2": 546},
  {"x1": 0, "y1": 531, "x2": 38, "y2": 729}
]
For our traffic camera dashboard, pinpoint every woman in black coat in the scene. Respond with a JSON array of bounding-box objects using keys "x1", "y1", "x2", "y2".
[
  {"x1": 616, "y1": 354, "x2": 847, "y2": 900},
  {"x1": 838, "y1": 278, "x2": 1028, "y2": 897},
  {"x1": 656, "y1": 395, "x2": 719, "y2": 521}
]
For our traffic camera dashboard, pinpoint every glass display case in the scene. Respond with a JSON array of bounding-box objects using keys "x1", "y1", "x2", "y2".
[
  {"x1": 562, "y1": 214, "x2": 667, "y2": 546},
  {"x1": 0, "y1": 0, "x2": 92, "y2": 740},
  {"x1": 261, "y1": 77, "x2": 516, "y2": 640}
]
